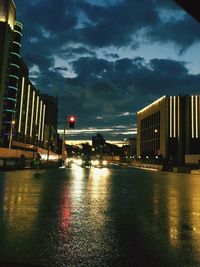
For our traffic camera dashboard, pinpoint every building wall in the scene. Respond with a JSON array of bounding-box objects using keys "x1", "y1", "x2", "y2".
[
  {"x1": 127, "y1": 137, "x2": 137, "y2": 156},
  {"x1": 168, "y1": 96, "x2": 180, "y2": 160},
  {"x1": 137, "y1": 95, "x2": 200, "y2": 164},
  {"x1": 0, "y1": 0, "x2": 16, "y2": 30},
  {"x1": 41, "y1": 94, "x2": 58, "y2": 152},
  {"x1": 15, "y1": 63, "x2": 46, "y2": 149},
  {"x1": 0, "y1": 0, "x2": 17, "y2": 144},
  {"x1": 185, "y1": 95, "x2": 200, "y2": 154},
  {"x1": 137, "y1": 96, "x2": 167, "y2": 158},
  {"x1": 0, "y1": 0, "x2": 58, "y2": 153},
  {"x1": 3, "y1": 20, "x2": 23, "y2": 146},
  {"x1": 0, "y1": 23, "x2": 12, "y2": 143}
]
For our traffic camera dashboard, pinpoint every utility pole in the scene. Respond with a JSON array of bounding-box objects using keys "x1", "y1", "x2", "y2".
[
  {"x1": 62, "y1": 124, "x2": 66, "y2": 163},
  {"x1": 47, "y1": 125, "x2": 52, "y2": 162},
  {"x1": 61, "y1": 115, "x2": 76, "y2": 165},
  {"x1": 9, "y1": 120, "x2": 15, "y2": 149}
]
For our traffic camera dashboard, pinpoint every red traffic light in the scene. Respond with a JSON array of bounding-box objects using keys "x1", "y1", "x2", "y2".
[
  {"x1": 68, "y1": 115, "x2": 76, "y2": 128},
  {"x1": 69, "y1": 116, "x2": 75, "y2": 122}
]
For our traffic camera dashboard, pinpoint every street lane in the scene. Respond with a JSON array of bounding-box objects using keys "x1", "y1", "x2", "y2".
[{"x1": 0, "y1": 167, "x2": 200, "y2": 266}]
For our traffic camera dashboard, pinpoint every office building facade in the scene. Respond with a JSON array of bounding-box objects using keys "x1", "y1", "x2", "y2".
[
  {"x1": 137, "y1": 95, "x2": 200, "y2": 163},
  {"x1": 0, "y1": 0, "x2": 58, "y2": 152},
  {"x1": 0, "y1": 0, "x2": 22, "y2": 145},
  {"x1": 11, "y1": 59, "x2": 47, "y2": 150},
  {"x1": 41, "y1": 94, "x2": 58, "y2": 152}
]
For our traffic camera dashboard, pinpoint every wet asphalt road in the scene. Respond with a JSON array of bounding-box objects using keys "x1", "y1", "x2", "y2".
[{"x1": 0, "y1": 166, "x2": 200, "y2": 267}]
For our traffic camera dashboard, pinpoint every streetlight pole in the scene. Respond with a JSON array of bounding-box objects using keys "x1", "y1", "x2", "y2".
[
  {"x1": 61, "y1": 123, "x2": 66, "y2": 163},
  {"x1": 61, "y1": 115, "x2": 76, "y2": 165},
  {"x1": 154, "y1": 128, "x2": 158, "y2": 160},
  {"x1": 47, "y1": 125, "x2": 52, "y2": 162},
  {"x1": 9, "y1": 120, "x2": 15, "y2": 149}
]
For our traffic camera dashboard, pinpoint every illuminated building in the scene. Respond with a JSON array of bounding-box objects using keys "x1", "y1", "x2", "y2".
[
  {"x1": 11, "y1": 59, "x2": 58, "y2": 151},
  {"x1": 0, "y1": 0, "x2": 22, "y2": 146},
  {"x1": 40, "y1": 94, "x2": 58, "y2": 152},
  {"x1": 0, "y1": 0, "x2": 58, "y2": 151},
  {"x1": 137, "y1": 95, "x2": 200, "y2": 163},
  {"x1": 12, "y1": 59, "x2": 46, "y2": 149},
  {"x1": 0, "y1": 0, "x2": 16, "y2": 30}
]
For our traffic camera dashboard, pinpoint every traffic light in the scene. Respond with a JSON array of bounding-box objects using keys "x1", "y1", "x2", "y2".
[{"x1": 68, "y1": 115, "x2": 76, "y2": 128}]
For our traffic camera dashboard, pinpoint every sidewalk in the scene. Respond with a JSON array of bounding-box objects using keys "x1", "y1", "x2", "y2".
[{"x1": 0, "y1": 159, "x2": 61, "y2": 171}]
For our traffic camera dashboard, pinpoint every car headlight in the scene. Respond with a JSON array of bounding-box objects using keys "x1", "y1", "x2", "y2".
[
  {"x1": 77, "y1": 159, "x2": 82, "y2": 165},
  {"x1": 102, "y1": 160, "x2": 107, "y2": 166},
  {"x1": 94, "y1": 160, "x2": 99, "y2": 166}
]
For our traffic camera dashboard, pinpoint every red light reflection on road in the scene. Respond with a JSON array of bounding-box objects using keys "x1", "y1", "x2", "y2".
[{"x1": 60, "y1": 185, "x2": 71, "y2": 231}]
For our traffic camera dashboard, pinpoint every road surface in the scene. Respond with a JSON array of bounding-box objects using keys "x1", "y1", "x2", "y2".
[{"x1": 0, "y1": 166, "x2": 200, "y2": 266}]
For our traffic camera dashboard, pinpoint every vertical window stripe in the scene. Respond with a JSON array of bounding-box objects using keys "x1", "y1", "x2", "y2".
[
  {"x1": 173, "y1": 96, "x2": 176, "y2": 138},
  {"x1": 191, "y1": 96, "x2": 194, "y2": 138},
  {"x1": 199, "y1": 96, "x2": 200, "y2": 138},
  {"x1": 30, "y1": 91, "x2": 35, "y2": 137},
  {"x1": 170, "y1": 97, "x2": 172, "y2": 137},
  {"x1": 25, "y1": 85, "x2": 30, "y2": 135},
  {"x1": 41, "y1": 104, "x2": 46, "y2": 141},
  {"x1": 178, "y1": 96, "x2": 180, "y2": 138},
  {"x1": 38, "y1": 101, "x2": 43, "y2": 141},
  {"x1": 196, "y1": 95, "x2": 198, "y2": 138},
  {"x1": 18, "y1": 77, "x2": 25, "y2": 133},
  {"x1": 35, "y1": 96, "x2": 39, "y2": 126}
]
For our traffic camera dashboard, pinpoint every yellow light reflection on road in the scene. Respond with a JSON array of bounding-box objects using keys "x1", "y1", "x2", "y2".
[
  {"x1": 84, "y1": 167, "x2": 111, "y2": 250},
  {"x1": 187, "y1": 176, "x2": 200, "y2": 253},
  {"x1": 91, "y1": 167, "x2": 110, "y2": 180},
  {"x1": 152, "y1": 177, "x2": 180, "y2": 247},
  {"x1": 167, "y1": 186, "x2": 179, "y2": 246},
  {"x1": 70, "y1": 163, "x2": 85, "y2": 200},
  {"x1": 3, "y1": 172, "x2": 42, "y2": 233},
  {"x1": 87, "y1": 167, "x2": 111, "y2": 218},
  {"x1": 71, "y1": 163, "x2": 84, "y2": 179}
]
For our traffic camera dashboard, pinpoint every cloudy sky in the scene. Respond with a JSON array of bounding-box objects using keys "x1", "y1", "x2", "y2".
[{"x1": 15, "y1": 0, "x2": 200, "y2": 141}]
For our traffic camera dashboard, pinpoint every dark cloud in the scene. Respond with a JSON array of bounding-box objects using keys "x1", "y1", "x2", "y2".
[
  {"x1": 155, "y1": 0, "x2": 182, "y2": 10},
  {"x1": 15, "y1": 0, "x2": 200, "y2": 77},
  {"x1": 75, "y1": 0, "x2": 159, "y2": 47},
  {"x1": 61, "y1": 47, "x2": 96, "y2": 60},
  {"x1": 146, "y1": 15, "x2": 200, "y2": 53},
  {"x1": 14, "y1": 0, "x2": 200, "y2": 140},
  {"x1": 15, "y1": 0, "x2": 200, "y2": 69},
  {"x1": 72, "y1": 57, "x2": 110, "y2": 81},
  {"x1": 103, "y1": 52, "x2": 119, "y2": 59},
  {"x1": 31, "y1": 56, "x2": 200, "y2": 132}
]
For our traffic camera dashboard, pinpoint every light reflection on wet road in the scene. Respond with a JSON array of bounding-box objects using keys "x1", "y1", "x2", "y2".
[{"x1": 0, "y1": 167, "x2": 200, "y2": 266}]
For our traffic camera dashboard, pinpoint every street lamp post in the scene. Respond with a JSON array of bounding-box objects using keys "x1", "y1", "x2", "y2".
[
  {"x1": 61, "y1": 123, "x2": 67, "y2": 164},
  {"x1": 154, "y1": 128, "x2": 158, "y2": 161},
  {"x1": 47, "y1": 125, "x2": 52, "y2": 162},
  {"x1": 61, "y1": 115, "x2": 76, "y2": 165},
  {"x1": 9, "y1": 120, "x2": 15, "y2": 149}
]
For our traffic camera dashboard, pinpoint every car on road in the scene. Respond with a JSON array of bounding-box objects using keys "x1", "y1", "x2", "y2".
[
  {"x1": 91, "y1": 158, "x2": 108, "y2": 168},
  {"x1": 72, "y1": 155, "x2": 91, "y2": 168}
]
